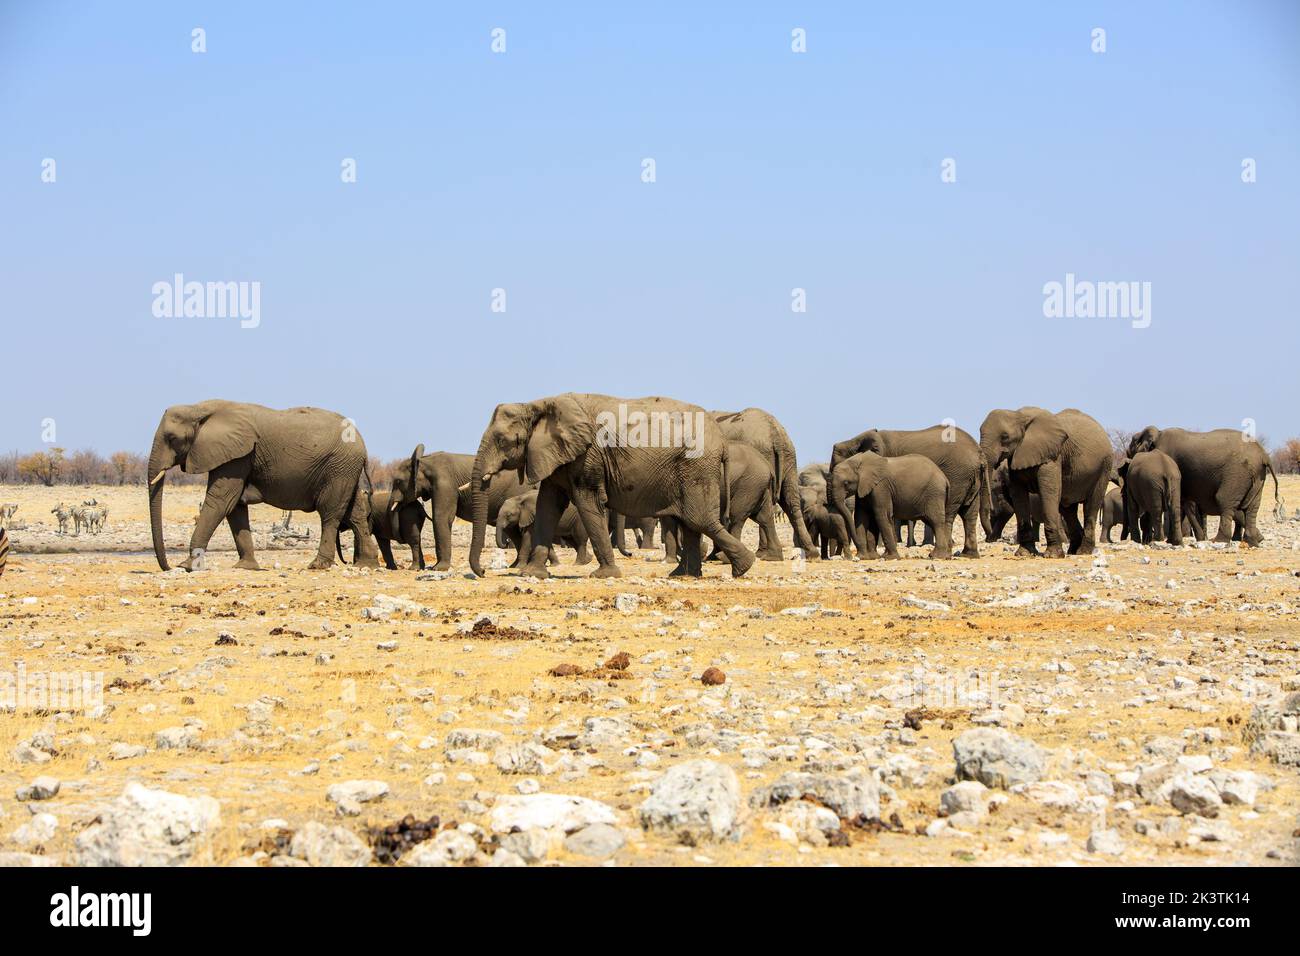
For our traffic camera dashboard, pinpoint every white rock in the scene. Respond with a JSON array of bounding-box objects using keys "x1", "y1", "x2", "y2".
[
  {"x1": 490, "y1": 793, "x2": 618, "y2": 835},
  {"x1": 75, "y1": 783, "x2": 220, "y2": 866}
]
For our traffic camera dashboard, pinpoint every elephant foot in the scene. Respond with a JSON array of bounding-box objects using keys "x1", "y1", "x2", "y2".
[
  {"x1": 432, "y1": 561, "x2": 451, "y2": 572},
  {"x1": 307, "y1": 555, "x2": 335, "y2": 570},
  {"x1": 669, "y1": 563, "x2": 701, "y2": 578},
  {"x1": 881, "y1": 551, "x2": 902, "y2": 560},
  {"x1": 959, "y1": 546, "x2": 980, "y2": 558},
  {"x1": 1044, "y1": 544, "x2": 1066, "y2": 559},
  {"x1": 354, "y1": 555, "x2": 381, "y2": 570},
  {"x1": 1072, "y1": 542, "x2": 1094, "y2": 556},
  {"x1": 519, "y1": 560, "x2": 550, "y2": 579},
  {"x1": 928, "y1": 549, "x2": 953, "y2": 560},
  {"x1": 1014, "y1": 545, "x2": 1038, "y2": 557},
  {"x1": 730, "y1": 549, "x2": 755, "y2": 578},
  {"x1": 234, "y1": 557, "x2": 263, "y2": 571},
  {"x1": 591, "y1": 564, "x2": 622, "y2": 579}
]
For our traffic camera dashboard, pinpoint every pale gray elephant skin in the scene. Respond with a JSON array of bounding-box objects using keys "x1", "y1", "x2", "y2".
[{"x1": 148, "y1": 400, "x2": 379, "y2": 571}]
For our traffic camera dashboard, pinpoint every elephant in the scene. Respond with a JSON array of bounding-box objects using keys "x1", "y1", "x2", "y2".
[
  {"x1": 469, "y1": 394, "x2": 755, "y2": 579},
  {"x1": 979, "y1": 407, "x2": 1112, "y2": 558},
  {"x1": 147, "y1": 400, "x2": 379, "y2": 571},
  {"x1": 670, "y1": 441, "x2": 775, "y2": 563},
  {"x1": 829, "y1": 424, "x2": 992, "y2": 557},
  {"x1": 828, "y1": 451, "x2": 951, "y2": 559},
  {"x1": 713, "y1": 408, "x2": 816, "y2": 560},
  {"x1": 497, "y1": 489, "x2": 593, "y2": 567},
  {"x1": 986, "y1": 453, "x2": 1063, "y2": 550},
  {"x1": 1102, "y1": 486, "x2": 1128, "y2": 543},
  {"x1": 1127, "y1": 426, "x2": 1280, "y2": 547},
  {"x1": 800, "y1": 485, "x2": 852, "y2": 558},
  {"x1": 1117, "y1": 450, "x2": 1184, "y2": 546},
  {"x1": 361, "y1": 490, "x2": 426, "y2": 570},
  {"x1": 388, "y1": 445, "x2": 528, "y2": 570}
]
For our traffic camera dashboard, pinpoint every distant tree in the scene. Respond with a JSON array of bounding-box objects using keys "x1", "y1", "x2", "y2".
[
  {"x1": 17, "y1": 447, "x2": 65, "y2": 486},
  {"x1": 1107, "y1": 428, "x2": 1134, "y2": 461},
  {"x1": 368, "y1": 456, "x2": 397, "y2": 490},
  {"x1": 110, "y1": 450, "x2": 146, "y2": 485},
  {"x1": 1272, "y1": 438, "x2": 1300, "y2": 475},
  {"x1": 64, "y1": 448, "x2": 109, "y2": 484}
]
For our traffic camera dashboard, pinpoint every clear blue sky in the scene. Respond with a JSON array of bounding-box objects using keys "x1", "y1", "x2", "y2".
[{"x1": 3, "y1": 1, "x2": 1297, "y2": 461}]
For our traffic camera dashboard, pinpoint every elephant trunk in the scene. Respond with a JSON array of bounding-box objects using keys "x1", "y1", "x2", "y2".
[
  {"x1": 469, "y1": 437, "x2": 492, "y2": 577},
  {"x1": 828, "y1": 482, "x2": 860, "y2": 556},
  {"x1": 147, "y1": 433, "x2": 172, "y2": 571},
  {"x1": 978, "y1": 455, "x2": 994, "y2": 540},
  {"x1": 388, "y1": 498, "x2": 402, "y2": 542}
]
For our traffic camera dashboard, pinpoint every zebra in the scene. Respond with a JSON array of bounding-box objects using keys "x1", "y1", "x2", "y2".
[
  {"x1": 51, "y1": 502, "x2": 73, "y2": 535},
  {"x1": 0, "y1": 504, "x2": 17, "y2": 529},
  {"x1": 83, "y1": 506, "x2": 107, "y2": 534},
  {"x1": 0, "y1": 526, "x2": 8, "y2": 578}
]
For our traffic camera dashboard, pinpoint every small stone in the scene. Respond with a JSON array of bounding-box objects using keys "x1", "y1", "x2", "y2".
[
  {"x1": 953, "y1": 729, "x2": 1047, "y2": 789},
  {"x1": 1087, "y1": 828, "x2": 1125, "y2": 855},
  {"x1": 288, "y1": 821, "x2": 372, "y2": 867},
  {"x1": 563, "y1": 823, "x2": 626, "y2": 859},
  {"x1": 1169, "y1": 775, "x2": 1222, "y2": 817},
  {"x1": 15, "y1": 776, "x2": 60, "y2": 802}
]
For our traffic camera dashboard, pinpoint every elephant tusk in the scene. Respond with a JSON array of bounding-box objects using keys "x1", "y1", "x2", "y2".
[
  {"x1": 150, "y1": 470, "x2": 167, "y2": 486},
  {"x1": 458, "y1": 480, "x2": 473, "y2": 491}
]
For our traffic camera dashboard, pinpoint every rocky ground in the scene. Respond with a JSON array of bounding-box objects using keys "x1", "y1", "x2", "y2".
[{"x1": 1, "y1": 480, "x2": 1298, "y2": 867}]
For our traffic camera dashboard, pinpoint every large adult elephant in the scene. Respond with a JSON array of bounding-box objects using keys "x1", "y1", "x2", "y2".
[
  {"x1": 387, "y1": 446, "x2": 527, "y2": 570},
  {"x1": 469, "y1": 394, "x2": 754, "y2": 579},
  {"x1": 1126, "y1": 426, "x2": 1280, "y2": 547},
  {"x1": 147, "y1": 400, "x2": 379, "y2": 571},
  {"x1": 713, "y1": 408, "x2": 815, "y2": 560},
  {"x1": 979, "y1": 407, "x2": 1112, "y2": 558},
  {"x1": 829, "y1": 424, "x2": 992, "y2": 557}
]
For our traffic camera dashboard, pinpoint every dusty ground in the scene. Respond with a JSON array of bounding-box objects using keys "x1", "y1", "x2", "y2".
[{"x1": 1, "y1": 480, "x2": 1298, "y2": 867}]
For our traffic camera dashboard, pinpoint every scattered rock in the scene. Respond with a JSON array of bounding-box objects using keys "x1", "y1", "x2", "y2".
[{"x1": 639, "y1": 760, "x2": 742, "y2": 843}]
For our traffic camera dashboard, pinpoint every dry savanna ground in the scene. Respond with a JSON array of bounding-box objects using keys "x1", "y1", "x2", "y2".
[{"x1": 1, "y1": 479, "x2": 1298, "y2": 867}]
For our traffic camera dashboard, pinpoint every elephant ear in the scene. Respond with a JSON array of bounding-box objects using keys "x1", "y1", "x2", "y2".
[
  {"x1": 185, "y1": 405, "x2": 257, "y2": 474},
  {"x1": 855, "y1": 453, "x2": 889, "y2": 498},
  {"x1": 525, "y1": 395, "x2": 595, "y2": 483},
  {"x1": 1116, "y1": 459, "x2": 1130, "y2": 482},
  {"x1": 409, "y1": 443, "x2": 426, "y2": 495},
  {"x1": 1011, "y1": 409, "x2": 1066, "y2": 470},
  {"x1": 861, "y1": 430, "x2": 884, "y2": 454},
  {"x1": 518, "y1": 494, "x2": 537, "y2": 530}
]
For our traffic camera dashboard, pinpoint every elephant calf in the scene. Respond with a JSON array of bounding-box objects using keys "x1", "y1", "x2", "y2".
[
  {"x1": 829, "y1": 452, "x2": 951, "y2": 559},
  {"x1": 1102, "y1": 487, "x2": 1127, "y2": 543},
  {"x1": 800, "y1": 485, "x2": 852, "y2": 558},
  {"x1": 1118, "y1": 450, "x2": 1184, "y2": 545},
  {"x1": 363, "y1": 490, "x2": 426, "y2": 570},
  {"x1": 497, "y1": 489, "x2": 592, "y2": 568}
]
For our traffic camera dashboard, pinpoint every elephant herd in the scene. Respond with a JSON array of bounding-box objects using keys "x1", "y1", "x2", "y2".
[{"x1": 145, "y1": 398, "x2": 1283, "y2": 578}]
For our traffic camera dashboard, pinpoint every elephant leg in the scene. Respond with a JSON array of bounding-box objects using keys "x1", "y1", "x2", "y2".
[
  {"x1": 561, "y1": 486, "x2": 620, "y2": 578},
  {"x1": 1211, "y1": 489, "x2": 1238, "y2": 543},
  {"x1": 430, "y1": 490, "x2": 457, "y2": 570},
  {"x1": 548, "y1": 545, "x2": 561, "y2": 566},
  {"x1": 1008, "y1": 480, "x2": 1039, "y2": 556},
  {"x1": 309, "y1": 506, "x2": 346, "y2": 569},
  {"x1": 661, "y1": 517, "x2": 679, "y2": 563},
  {"x1": 506, "y1": 527, "x2": 524, "y2": 567},
  {"x1": 572, "y1": 523, "x2": 593, "y2": 565},
  {"x1": 874, "y1": 497, "x2": 901, "y2": 559},
  {"x1": 755, "y1": 499, "x2": 783, "y2": 561},
  {"x1": 958, "y1": 500, "x2": 980, "y2": 557},
  {"x1": 685, "y1": 479, "x2": 753, "y2": 576},
  {"x1": 226, "y1": 502, "x2": 261, "y2": 570},
  {"x1": 1034, "y1": 462, "x2": 1066, "y2": 558},
  {"x1": 776, "y1": 477, "x2": 815, "y2": 557},
  {"x1": 186, "y1": 465, "x2": 250, "y2": 570},
  {"x1": 377, "y1": 537, "x2": 398, "y2": 570},
  {"x1": 927, "y1": 502, "x2": 953, "y2": 559},
  {"x1": 610, "y1": 512, "x2": 633, "y2": 557},
  {"x1": 344, "y1": 489, "x2": 380, "y2": 570},
  {"x1": 669, "y1": 526, "x2": 704, "y2": 577},
  {"x1": 1061, "y1": 505, "x2": 1084, "y2": 554},
  {"x1": 406, "y1": 517, "x2": 425, "y2": 570}
]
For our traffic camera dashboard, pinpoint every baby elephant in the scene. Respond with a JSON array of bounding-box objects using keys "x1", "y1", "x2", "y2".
[
  {"x1": 1102, "y1": 486, "x2": 1127, "y2": 543},
  {"x1": 800, "y1": 485, "x2": 852, "y2": 558},
  {"x1": 369, "y1": 490, "x2": 427, "y2": 570},
  {"x1": 1118, "y1": 450, "x2": 1183, "y2": 545},
  {"x1": 829, "y1": 452, "x2": 951, "y2": 559},
  {"x1": 497, "y1": 490, "x2": 592, "y2": 568}
]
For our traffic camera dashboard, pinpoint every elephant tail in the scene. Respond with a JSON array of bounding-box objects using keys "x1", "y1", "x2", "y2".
[
  {"x1": 335, "y1": 529, "x2": 349, "y2": 564},
  {"x1": 1266, "y1": 459, "x2": 1284, "y2": 520},
  {"x1": 721, "y1": 446, "x2": 732, "y2": 526},
  {"x1": 978, "y1": 453, "x2": 994, "y2": 540}
]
